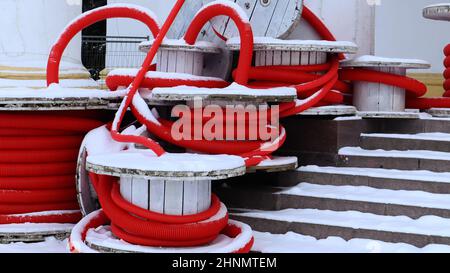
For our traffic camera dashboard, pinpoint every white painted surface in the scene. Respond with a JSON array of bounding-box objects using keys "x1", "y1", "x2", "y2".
[
  {"x1": 353, "y1": 67, "x2": 406, "y2": 112},
  {"x1": 294, "y1": 0, "x2": 375, "y2": 57},
  {"x1": 119, "y1": 178, "x2": 212, "y2": 216},
  {"x1": 0, "y1": 0, "x2": 82, "y2": 68},
  {"x1": 375, "y1": 0, "x2": 448, "y2": 73}
]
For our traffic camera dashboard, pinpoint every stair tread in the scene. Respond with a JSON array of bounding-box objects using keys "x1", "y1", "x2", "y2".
[
  {"x1": 279, "y1": 182, "x2": 450, "y2": 210},
  {"x1": 361, "y1": 133, "x2": 450, "y2": 142},
  {"x1": 234, "y1": 208, "x2": 450, "y2": 237},
  {"x1": 339, "y1": 147, "x2": 450, "y2": 161},
  {"x1": 298, "y1": 166, "x2": 450, "y2": 183},
  {"x1": 253, "y1": 231, "x2": 450, "y2": 253}
]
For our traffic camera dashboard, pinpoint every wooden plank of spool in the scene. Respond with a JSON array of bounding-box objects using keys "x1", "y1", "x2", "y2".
[
  {"x1": 423, "y1": 4, "x2": 450, "y2": 21},
  {"x1": 298, "y1": 105, "x2": 357, "y2": 116},
  {"x1": 87, "y1": 152, "x2": 244, "y2": 218},
  {"x1": 247, "y1": 156, "x2": 298, "y2": 173},
  {"x1": 167, "y1": 0, "x2": 205, "y2": 39},
  {"x1": 0, "y1": 225, "x2": 72, "y2": 244},
  {"x1": 226, "y1": 39, "x2": 358, "y2": 54},
  {"x1": 0, "y1": 97, "x2": 111, "y2": 111},
  {"x1": 203, "y1": 0, "x2": 303, "y2": 39},
  {"x1": 77, "y1": 148, "x2": 100, "y2": 216},
  {"x1": 153, "y1": 90, "x2": 296, "y2": 104},
  {"x1": 426, "y1": 108, "x2": 450, "y2": 118}
]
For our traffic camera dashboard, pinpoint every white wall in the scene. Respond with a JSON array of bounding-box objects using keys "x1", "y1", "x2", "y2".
[
  {"x1": 0, "y1": 0, "x2": 82, "y2": 68},
  {"x1": 375, "y1": 0, "x2": 447, "y2": 73},
  {"x1": 107, "y1": 0, "x2": 176, "y2": 37}
]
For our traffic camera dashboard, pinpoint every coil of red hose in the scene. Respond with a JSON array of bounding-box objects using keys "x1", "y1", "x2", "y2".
[
  {"x1": 89, "y1": 173, "x2": 229, "y2": 247},
  {"x1": 0, "y1": 112, "x2": 103, "y2": 224}
]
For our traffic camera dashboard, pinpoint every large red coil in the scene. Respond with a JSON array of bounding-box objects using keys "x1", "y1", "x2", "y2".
[{"x1": 0, "y1": 112, "x2": 103, "y2": 224}]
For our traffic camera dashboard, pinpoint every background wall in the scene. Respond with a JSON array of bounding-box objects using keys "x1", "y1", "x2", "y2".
[
  {"x1": 0, "y1": 0, "x2": 82, "y2": 68},
  {"x1": 107, "y1": 0, "x2": 175, "y2": 37},
  {"x1": 375, "y1": 0, "x2": 447, "y2": 73}
]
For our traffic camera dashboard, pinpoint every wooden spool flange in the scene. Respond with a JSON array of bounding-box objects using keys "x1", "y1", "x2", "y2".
[
  {"x1": 86, "y1": 150, "x2": 245, "y2": 216},
  {"x1": 0, "y1": 223, "x2": 74, "y2": 244},
  {"x1": 227, "y1": 38, "x2": 358, "y2": 68},
  {"x1": 423, "y1": 4, "x2": 450, "y2": 21},
  {"x1": 150, "y1": 84, "x2": 297, "y2": 103},
  {"x1": 0, "y1": 87, "x2": 124, "y2": 111},
  {"x1": 203, "y1": 0, "x2": 304, "y2": 39},
  {"x1": 426, "y1": 108, "x2": 450, "y2": 118},
  {"x1": 247, "y1": 156, "x2": 298, "y2": 173},
  {"x1": 71, "y1": 209, "x2": 254, "y2": 253},
  {"x1": 82, "y1": 150, "x2": 247, "y2": 253},
  {"x1": 0, "y1": 88, "x2": 123, "y2": 243},
  {"x1": 341, "y1": 55, "x2": 430, "y2": 119},
  {"x1": 298, "y1": 105, "x2": 358, "y2": 117}
]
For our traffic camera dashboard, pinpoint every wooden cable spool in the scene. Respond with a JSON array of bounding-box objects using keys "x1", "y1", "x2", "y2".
[{"x1": 341, "y1": 56, "x2": 431, "y2": 119}]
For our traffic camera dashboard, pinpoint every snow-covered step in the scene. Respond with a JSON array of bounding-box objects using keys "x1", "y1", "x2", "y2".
[
  {"x1": 253, "y1": 231, "x2": 450, "y2": 253},
  {"x1": 278, "y1": 183, "x2": 450, "y2": 219},
  {"x1": 361, "y1": 133, "x2": 450, "y2": 152},
  {"x1": 338, "y1": 147, "x2": 450, "y2": 172},
  {"x1": 232, "y1": 208, "x2": 450, "y2": 247},
  {"x1": 297, "y1": 166, "x2": 450, "y2": 194},
  {"x1": 216, "y1": 181, "x2": 450, "y2": 219}
]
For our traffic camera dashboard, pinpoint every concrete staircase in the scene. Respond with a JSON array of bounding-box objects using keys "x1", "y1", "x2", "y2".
[{"x1": 216, "y1": 131, "x2": 450, "y2": 248}]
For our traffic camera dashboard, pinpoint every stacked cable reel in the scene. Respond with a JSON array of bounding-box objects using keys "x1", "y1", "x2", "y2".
[
  {"x1": 0, "y1": 4, "x2": 159, "y2": 244},
  {"x1": 69, "y1": 1, "x2": 263, "y2": 253}
]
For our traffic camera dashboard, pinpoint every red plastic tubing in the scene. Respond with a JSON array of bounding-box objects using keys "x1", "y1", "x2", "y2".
[{"x1": 0, "y1": 112, "x2": 103, "y2": 224}]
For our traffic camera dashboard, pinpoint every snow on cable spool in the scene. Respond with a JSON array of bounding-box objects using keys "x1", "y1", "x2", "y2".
[
  {"x1": 227, "y1": 37, "x2": 357, "y2": 69},
  {"x1": 423, "y1": 3, "x2": 450, "y2": 21},
  {"x1": 0, "y1": 85, "x2": 126, "y2": 111},
  {"x1": 298, "y1": 105, "x2": 357, "y2": 117},
  {"x1": 203, "y1": 0, "x2": 303, "y2": 39},
  {"x1": 86, "y1": 149, "x2": 246, "y2": 217},
  {"x1": 341, "y1": 55, "x2": 431, "y2": 119},
  {"x1": 247, "y1": 156, "x2": 298, "y2": 173},
  {"x1": 151, "y1": 82, "x2": 297, "y2": 103},
  {"x1": 0, "y1": 219, "x2": 74, "y2": 244},
  {"x1": 70, "y1": 210, "x2": 253, "y2": 253}
]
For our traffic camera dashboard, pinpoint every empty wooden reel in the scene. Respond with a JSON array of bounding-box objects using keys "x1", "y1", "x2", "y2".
[
  {"x1": 86, "y1": 151, "x2": 246, "y2": 217},
  {"x1": 203, "y1": 0, "x2": 303, "y2": 39}
]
